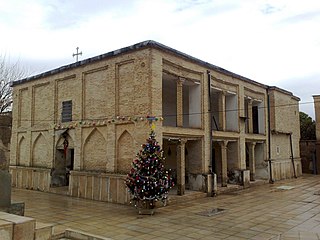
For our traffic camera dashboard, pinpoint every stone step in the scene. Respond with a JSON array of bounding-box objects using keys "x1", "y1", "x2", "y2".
[
  {"x1": 53, "y1": 229, "x2": 111, "y2": 240},
  {"x1": 0, "y1": 211, "x2": 36, "y2": 240},
  {"x1": 34, "y1": 222, "x2": 53, "y2": 240},
  {"x1": 168, "y1": 191, "x2": 208, "y2": 205},
  {"x1": 0, "y1": 219, "x2": 13, "y2": 240},
  {"x1": 216, "y1": 179, "x2": 269, "y2": 195},
  {"x1": 49, "y1": 186, "x2": 69, "y2": 196}
]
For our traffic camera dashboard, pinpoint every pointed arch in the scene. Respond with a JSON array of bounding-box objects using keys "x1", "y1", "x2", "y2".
[
  {"x1": 32, "y1": 133, "x2": 49, "y2": 167},
  {"x1": 83, "y1": 128, "x2": 107, "y2": 171},
  {"x1": 18, "y1": 136, "x2": 29, "y2": 166},
  {"x1": 56, "y1": 133, "x2": 74, "y2": 149},
  {"x1": 117, "y1": 130, "x2": 134, "y2": 173}
]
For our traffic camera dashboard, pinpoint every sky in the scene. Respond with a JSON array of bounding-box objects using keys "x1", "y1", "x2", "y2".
[{"x1": 1, "y1": 0, "x2": 319, "y2": 118}]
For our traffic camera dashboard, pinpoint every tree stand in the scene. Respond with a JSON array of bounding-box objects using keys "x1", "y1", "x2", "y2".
[{"x1": 136, "y1": 200, "x2": 155, "y2": 215}]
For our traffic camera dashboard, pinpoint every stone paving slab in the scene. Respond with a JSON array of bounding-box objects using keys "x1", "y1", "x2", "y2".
[{"x1": 11, "y1": 174, "x2": 320, "y2": 239}]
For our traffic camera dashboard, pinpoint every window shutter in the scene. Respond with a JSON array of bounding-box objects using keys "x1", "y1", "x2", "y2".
[{"x1": 62, "y1": 100, "x2": 72, "y2": 122}]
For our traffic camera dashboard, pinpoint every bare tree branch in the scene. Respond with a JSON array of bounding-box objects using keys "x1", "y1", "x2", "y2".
[{"x1": 0, "y1": 55, "x2": 27, "y2": 113}]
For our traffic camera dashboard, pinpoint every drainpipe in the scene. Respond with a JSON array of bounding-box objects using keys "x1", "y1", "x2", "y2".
[
  {"x1": 267, "y1": 87, "x2": 274, "y2": 183},
  {"x1": 207, "y1": 70, "x2": 215, "y2": 196},
  {"x1": 289, "y1": 133, "x2": 297, "y2": 178},
  {"x1": 207, "y1": 70, "x2": 213, "y2": 174}
]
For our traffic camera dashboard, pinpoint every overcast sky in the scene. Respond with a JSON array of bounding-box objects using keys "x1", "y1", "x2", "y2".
[{"x1": 1, "y1": 0, "x2": 319, "y2": 118}]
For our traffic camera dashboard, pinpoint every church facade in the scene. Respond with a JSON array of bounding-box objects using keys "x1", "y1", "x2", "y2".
[{"x1": 10, "y1": 41, "x2": 301, "y2": 204}]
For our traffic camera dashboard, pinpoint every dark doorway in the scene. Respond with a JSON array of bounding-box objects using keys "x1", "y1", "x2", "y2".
[
  {"x1": 52, "y1": 148, "x2": 74, "y2": 187},
  {"x1": 252, "y1": 106, "x2": 259, "y2": 134}
]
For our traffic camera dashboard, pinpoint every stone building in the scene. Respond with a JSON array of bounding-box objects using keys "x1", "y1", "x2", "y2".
[
  {"x1": 9, "y1": 41, "x2": 301, "y2": 204},
  {"x1": 313, "y1": 95, "x2": 320, "y2": 173}
]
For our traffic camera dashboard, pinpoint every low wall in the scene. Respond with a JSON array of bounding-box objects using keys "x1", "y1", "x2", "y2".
[
  {"x1": 69, "y1": 171, "x2": 131, "y2": 204},
  {"x1": 9, "y1": 166, "x2": 51, "y2": 192},
  {"x1": 9, "y1": 167, "x2": 131, "y2": 205},
  {"x1": 271, "y1": 158, "x2": 302, "y2": 180},
  {"x1": 300, "y1": 140, "x2": 316, "y2": 174},
  {"x1": 188, "y1": 173, "x2": 206, "y2": 191}
]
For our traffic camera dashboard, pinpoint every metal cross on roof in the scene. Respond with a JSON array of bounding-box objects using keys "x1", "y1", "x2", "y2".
[{"x1": 72, "y1": 47, "x2": 82, "y2": 62}]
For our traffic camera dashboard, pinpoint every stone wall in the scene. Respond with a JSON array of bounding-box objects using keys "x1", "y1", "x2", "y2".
[
  {"x1": 0, "y1": 112, "x2": 12, "y2": 146},
  {"x1": 10, "y1": 49, "x2": 152, "y2": 174},
  {"x1": 313, "y1": 95, "x2": 320, "y2": 174},
  {"x1": 10, "y1": 166, "x2": 51, "y2": 192},
  {"x1": 300, "y1": 140, "x2": 316, "y2": 174},
  {"x1": 269, "y1": 88, "x2": 302, "y2": 179},
  {"x1": 0, "y1": 112, "x2": 11, "y2": 170},
  {"x1": 69, "y1": 171, "x2": 130, "y2": 204},
  {"x1": 314, "y1": 95, "x2": 320, "y2": 141}
]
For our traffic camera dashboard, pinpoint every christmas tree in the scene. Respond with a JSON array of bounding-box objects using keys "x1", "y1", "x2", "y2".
[{"x1": 125, "y1": 129, "x2": 174, "y2": 209}]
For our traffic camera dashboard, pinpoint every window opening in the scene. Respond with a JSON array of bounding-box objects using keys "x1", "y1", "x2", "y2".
[{"x1": 62, "y1": 100, "x2": 72, "y2": 122}]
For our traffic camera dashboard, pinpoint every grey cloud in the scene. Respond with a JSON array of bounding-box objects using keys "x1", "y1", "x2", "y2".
[
  {"x1": 43, "y1": 0, "x2": 134, "y2": 29},
  {"x1": 175, "y1": 0, "x2": 211, "y2": 11},
  {"x1": 260, "y1": 3, "x2": 284, "y2": 15},
  {"x1": 175, "y1": 0, "x2": 238, "y2": 15},
  {"x1": 277, "y1": 73, "x2": 320, "y2": 118},
  {"x1": 279, "y1": 10, "x2": 320, "y2": 24}
]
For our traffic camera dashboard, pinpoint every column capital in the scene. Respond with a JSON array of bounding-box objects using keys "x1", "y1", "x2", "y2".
[
  {"x1": 218, "y1": 140, "x2": 228, "y2": 149},
  {"x1": 177, "y1": 77, "x2": 185, "y2": 85},
  {"x1": 179, "y1": 139, "x2": 187, "y2": 145}
]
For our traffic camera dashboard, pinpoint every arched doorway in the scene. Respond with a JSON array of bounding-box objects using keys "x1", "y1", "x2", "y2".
[{"x1": 52, "y1": 131, "x2": 74, "y2": 187}]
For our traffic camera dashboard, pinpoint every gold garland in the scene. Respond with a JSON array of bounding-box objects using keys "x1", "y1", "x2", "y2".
[{"x1": 53, "y1": 116, "x2": 164, "y2": 130}]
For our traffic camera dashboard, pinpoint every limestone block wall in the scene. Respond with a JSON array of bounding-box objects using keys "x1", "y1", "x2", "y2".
[
  {"x1": 69, "y1": 171, "x2": 130, "y2": 204},
  {"x1": 0, "y1": 141, "x2": 10, "y2": 170},
  {"x1": 10, "y1": 48, "x2": 153, "y2": 176},
  {"x1": 269, "y1": 88, "x2": 301, "y2": 179},
  {"x1": 9, "y1": 166, "x2": 51, "y2": 192},
  {"x1": 313, "y1": 95, "x2": 320, "y2": 174},
  {"x1": 314, "y1": 95, "x2": 320, "y2": 140},
  {"x1": 269, "y1": 88, "x2": 300, "y2": 157},
  {"x1": 0, "y1": 113, "x2": 12, "y2": 170},
  {"x1": 272, "y1": 159, "x2": 302, "y2": 180},
  {"x1": 0, "y1": 113, "x2": 12, "y2": 146}
]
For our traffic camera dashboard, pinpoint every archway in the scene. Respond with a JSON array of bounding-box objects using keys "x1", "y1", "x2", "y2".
[{"x1": 52, "y1": 131, "x2": 74, "y2": 187}]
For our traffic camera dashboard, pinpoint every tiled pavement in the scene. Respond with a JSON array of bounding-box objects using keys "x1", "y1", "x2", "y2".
[{"x1": 11, "y1": 174, "x2": 320, "y2": 240}]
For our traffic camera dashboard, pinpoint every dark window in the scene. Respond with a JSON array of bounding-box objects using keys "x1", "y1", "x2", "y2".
[
  {"x1": 244, "y1": 99, "x2": 249, "y2": 133},
  {"x1": 62, "y1": 100, "x2": 72, "y2": 122},
  {"x1": 252, "y1": 106, "x2": 259, "y2": 134}
]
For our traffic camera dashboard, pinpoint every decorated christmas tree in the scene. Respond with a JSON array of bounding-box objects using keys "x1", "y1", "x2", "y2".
[{"x1": 125, "y1": 128, "x2": 174, "y2": 209}]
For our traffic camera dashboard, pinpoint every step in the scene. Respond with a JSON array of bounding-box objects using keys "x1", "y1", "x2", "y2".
[
  {"x1": 0, "y1": 211, "x2": 36, "y2": 240},
  {"x1": 56, "y1": 229, "x2": 112, "y2": 240},
  {"x1": 168, "y1": 191, "x2": 208, "y2": 205},
  {"x1": 34, "y1": 222, "x2": 53, "y2": 240},
  {"x1": 0, "y1": 219, "x2": 13, "y2": 240},
  {"x1": 49, "y1": 186, "x2": 69, "y2": 196}
]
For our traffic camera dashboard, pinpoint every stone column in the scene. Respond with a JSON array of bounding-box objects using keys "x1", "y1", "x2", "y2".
[
  {"x1": 219, "y1": 91, "x2": 226, "y2": 131},
  {"x1": 219, "y1": 140, "x2": 228, "y2": 187},
  {"x1": 177, "y1": 139, "x2": 187, "y2": 195},
  {"x1": 248, "y1": 142, "x2": 256, "y2": 181},
  {"x1": 248, "y1": 99, "x2": 253, "y2": 133},
  {"x1": 177, "y1": 78, "x2": 184, "y2": 127}
]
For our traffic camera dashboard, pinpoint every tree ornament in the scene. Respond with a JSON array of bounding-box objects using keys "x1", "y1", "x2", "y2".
[{"x1": 125, "y1": 130, "x2": 174, "y2": 214}]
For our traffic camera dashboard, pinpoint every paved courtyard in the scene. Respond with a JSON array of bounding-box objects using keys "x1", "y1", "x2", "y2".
[{"x1": 11, "y1": 174, "x2": 320, "y2": 239}]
